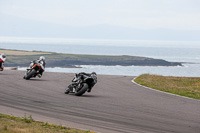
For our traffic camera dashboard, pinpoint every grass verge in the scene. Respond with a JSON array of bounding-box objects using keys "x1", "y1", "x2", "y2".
[
  {"x1": 134, "y1": 74, "x2": 200, "y2": 100},
  {"x1": 0, "y1": 113, "x2": 94, "y2": 133}
]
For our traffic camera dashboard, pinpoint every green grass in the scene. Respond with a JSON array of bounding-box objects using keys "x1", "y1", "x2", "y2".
[
  {"x1": 134, "y1": 74, "x2": 200, "y2": 100},
  {"x1": 0, "y1": 113, "x2": 94, "y2": 133}
]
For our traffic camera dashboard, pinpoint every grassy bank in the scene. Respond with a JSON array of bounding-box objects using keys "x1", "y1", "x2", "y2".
[
  {"x1": 0, "y1": 113, "x2": 94, "y2": 133},
  {"x1": 134, "y1": 74, "x2": 200, "y2": 100}
]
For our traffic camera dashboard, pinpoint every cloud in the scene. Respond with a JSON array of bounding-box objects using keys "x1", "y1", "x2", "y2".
[{"x1": 0, "y1": 0, "x2": 200, "y2": 30}]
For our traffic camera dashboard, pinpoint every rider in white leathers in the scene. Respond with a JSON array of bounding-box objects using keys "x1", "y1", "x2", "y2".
[{"x1": 29, "y1": 56, "x2": 46, "y2": 78}]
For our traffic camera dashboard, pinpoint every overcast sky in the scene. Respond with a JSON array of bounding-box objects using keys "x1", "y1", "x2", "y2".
[{"x1": 0, "y1": 0, "x2": 200, "y2": 41}]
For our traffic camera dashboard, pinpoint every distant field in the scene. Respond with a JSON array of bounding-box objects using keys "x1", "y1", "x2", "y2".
[
  {"x1": 0, "y1": 49, "x2": 51, "y2": 55},
  {"x1": 134, "y1": 74, "x2": 200, "y2": 100}
]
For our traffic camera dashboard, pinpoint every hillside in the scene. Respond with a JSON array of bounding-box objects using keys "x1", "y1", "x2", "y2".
[{"x1": 1, "y1": 49, "x2": 182, "y2": 67}]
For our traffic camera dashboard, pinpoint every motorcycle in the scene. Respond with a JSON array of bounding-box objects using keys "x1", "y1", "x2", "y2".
[
  {"x1": 23, "y1": 61, "x2": 44, "y2": 80},
  {"x1": 0, "y1": 60, "x2": 4, "y2": 71},
  {"x1": 0, "y1": 54, "x2": 6, "y2": 71},
  {"x1": 65, "y1": 72, "x2": 97, "y2": 96}
]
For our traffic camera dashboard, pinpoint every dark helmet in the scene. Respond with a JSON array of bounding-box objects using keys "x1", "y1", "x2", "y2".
[{"x1": 91, "y1": 72, "x2": 97, "y2": 75}]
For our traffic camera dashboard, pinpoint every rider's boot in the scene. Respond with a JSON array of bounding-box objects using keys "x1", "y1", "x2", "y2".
[{"x1": 37, "y1": 74, "x2": 42, "y2": 78}]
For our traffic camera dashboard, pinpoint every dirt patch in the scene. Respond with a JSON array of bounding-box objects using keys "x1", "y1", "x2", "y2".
[{"x1": 0, "y1": 50, "x2": 51, "y2": 55}]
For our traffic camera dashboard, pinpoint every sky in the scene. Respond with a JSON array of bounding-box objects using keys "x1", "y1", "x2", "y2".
[{"x1": 0, "y1": 0, "x2": 200, "y2": 42}]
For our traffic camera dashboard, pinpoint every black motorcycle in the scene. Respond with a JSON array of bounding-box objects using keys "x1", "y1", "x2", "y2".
[
  {"x1": 65, "y1": 72, "x2": 97, "y2": 96},
  {"x1": 23, "y1": 61, "x2": 43, "y2": 80}
]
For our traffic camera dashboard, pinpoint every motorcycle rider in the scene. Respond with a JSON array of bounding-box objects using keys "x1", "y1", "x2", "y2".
[
  {"x1": 72, "y1": 72, "x2": 97, "y2": 92},
  {"x1": 29, "y1": 56, "x2": 46, "y2": 78},
  {"x1": 83, "y1": 72, "x2": 97, "y2": 92},
  {"x1": 0, "y1": 53, "x2": 6, "y2": 71},
  {"x1": 78, "y1": 72, "x2": 97, "y2": 81}
]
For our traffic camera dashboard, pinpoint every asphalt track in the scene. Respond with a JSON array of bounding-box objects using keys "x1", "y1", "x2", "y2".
[{"x1": 0, "y1": 70, "x2": 200, "y2": 133}]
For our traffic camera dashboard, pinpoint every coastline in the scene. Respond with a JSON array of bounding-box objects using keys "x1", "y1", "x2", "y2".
[
  {"x1": 1, "y1": 48, "x2": 182, "y2": 67},
  {"x1": 16, "y1": 63, "x2": 199, "y2": 77}
]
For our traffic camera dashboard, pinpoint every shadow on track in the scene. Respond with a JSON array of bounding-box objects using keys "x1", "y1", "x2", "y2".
[
  {"x1": 64, "y1": 93, "x2": 102, "y2": 98},
  {"x1": 24, "y1": 79, "x2": 48, "y2": 81}
]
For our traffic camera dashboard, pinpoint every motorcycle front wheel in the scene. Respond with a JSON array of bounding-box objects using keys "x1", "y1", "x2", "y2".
[
  {"x1": 75, "y1": 83, "x2": 88, "y2": 96},
  {"x1": 64, "y1": 87, "x2": 70, "y2": 94},
  {"x1": 24, "y1": 69, "x2": 36, "y2": 80}
]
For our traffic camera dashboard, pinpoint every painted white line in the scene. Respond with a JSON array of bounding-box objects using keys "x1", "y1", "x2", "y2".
[{"x1": 132, "y1": 77, "x2": 200, "y2": 102}]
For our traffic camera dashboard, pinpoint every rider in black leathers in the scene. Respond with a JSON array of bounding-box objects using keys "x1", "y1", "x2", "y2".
[
  {"x1": 65, "y1": 72, "x2": 97, "y2": 94},
  {"x1": 77, "y1": 72, "x2": 97, "y2": 92}
]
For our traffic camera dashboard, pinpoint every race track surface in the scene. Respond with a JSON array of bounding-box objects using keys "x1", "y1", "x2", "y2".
[{"x1": 0, "y1": 70, "x2": 200, "y2": 133}]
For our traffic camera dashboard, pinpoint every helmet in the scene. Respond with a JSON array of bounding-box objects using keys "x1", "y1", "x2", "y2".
[
  {"x1": 39, "y1": 56, "x2": 45, "y2": 61},
  {"x1": 1, "y1": 53, "x2": 6, "y2": 58},
  {"x1": 91, "y1": 72, "x2": 97, "y2": 75}
]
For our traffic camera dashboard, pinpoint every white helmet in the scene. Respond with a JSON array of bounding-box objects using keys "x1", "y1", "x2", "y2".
[
  {"x1": 39, "y1": 56, "x2": 45, "y2": 61},
  {"x1": 1, "y1": 53, "x2": 6, "y2": 59},
  {"x1": 1, "y1": 53, "x2": 6, "y2": 62}
]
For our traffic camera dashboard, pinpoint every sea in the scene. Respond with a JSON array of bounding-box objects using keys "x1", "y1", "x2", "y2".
[{"x1": 1, "y1": 39, "x2": 200, "y2": 77}]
